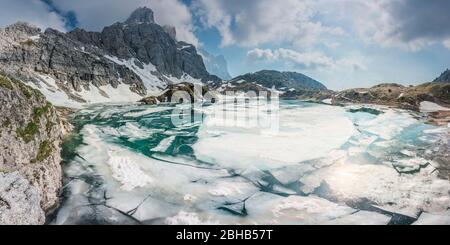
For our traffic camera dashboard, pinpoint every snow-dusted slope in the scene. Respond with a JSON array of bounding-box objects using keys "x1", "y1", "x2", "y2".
[
  {"x1": 26, "y1": 73, "x2": 143, "y2": 109},
  {"x1": 0, "y1": 8, "x2": 220, "y2": 109}
]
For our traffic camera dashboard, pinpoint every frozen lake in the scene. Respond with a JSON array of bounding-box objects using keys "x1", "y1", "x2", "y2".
[{"x1": 48, "y1": 100, "x2": 450, "y2": 225}]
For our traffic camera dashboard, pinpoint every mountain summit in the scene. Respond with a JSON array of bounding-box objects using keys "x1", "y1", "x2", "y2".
[
  {"x1": 125, "y1": 7, "x2": 155, "y2": 24},
  {"x1": 434, "y1": 69, "x2": 450, "y2": 83}
]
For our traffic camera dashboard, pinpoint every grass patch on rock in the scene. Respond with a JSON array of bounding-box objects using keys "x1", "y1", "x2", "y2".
[
  {"x1": 32, "y1": 140, "x2": 53, "y2": 162},
  {"x1": 0, "y1": 75, "x2": 13, "y2": 90},
  {"x1": 16, "y1": 122, "x2": 39, "y2": 143}
]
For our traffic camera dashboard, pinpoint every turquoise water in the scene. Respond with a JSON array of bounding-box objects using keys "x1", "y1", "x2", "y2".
[{"x1": 49, "y1": 101, "x2": 450, "y2": 225}]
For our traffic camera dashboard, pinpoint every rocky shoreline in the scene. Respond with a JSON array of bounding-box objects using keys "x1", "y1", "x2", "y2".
[{"x1": 0, "y1": 72, "x2": 71, "y2": 224}]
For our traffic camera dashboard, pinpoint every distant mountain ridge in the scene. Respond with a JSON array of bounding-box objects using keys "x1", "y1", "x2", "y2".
[
  {"x1": 230, "y1": 70, "x2": 327, "y2": 91},
  {"x1": 434, "y1": 69, "x2": 450, "y2": 83},
  {"x1": 199, "y1": 48, "x2": 232, "y2": 80}
]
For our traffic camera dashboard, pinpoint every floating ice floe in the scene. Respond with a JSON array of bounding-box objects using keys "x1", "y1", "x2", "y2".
[{"x1": 194, "y1": 104, "x2": 355, "y2": 170}]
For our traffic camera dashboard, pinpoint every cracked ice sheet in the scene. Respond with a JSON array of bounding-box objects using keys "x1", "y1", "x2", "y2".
[
  {"x1": 194, "y1": 104, "x2": 356, "y2": 170},
  {"x1": 242, "y1": 193, "x2": 389, "y2": 225},
  {"x1": 122, "y1": 107, "x2": 172, "y2": 118},
  {"x1": 358, "y1": 109, "x2": 418, "y2": 140},
  {"x1": 65, "y1": 125, "x2": 259, "y2": 222},
  {"x1": 300, "y1": 160, "x2": 450, "y2": 218},
  {"x1": 413, "y1": 211, "x2": 450, "y2": 225},
  {"x1": 163, "y1": 194, "x2": 390, "y2": 225},
  {"x1": 93, "y1": 123, "x2": 163, "y2": 142},
  {"x1": 53, "y1": 102, "x2": 450, "y2": 225}
]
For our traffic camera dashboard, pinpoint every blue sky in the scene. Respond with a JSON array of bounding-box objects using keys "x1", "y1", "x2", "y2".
[{"x1": 0, "y1": 0, "x2": 449, "y2": 90}]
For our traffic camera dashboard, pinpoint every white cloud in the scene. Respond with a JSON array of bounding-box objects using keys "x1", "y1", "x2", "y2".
[
  {"x1": 0, "y1": 0, "x2": 66, "y2": 31},
  {"x1": 52, "y1": 0, "x2": 199, "y2": 45},
  {"x1": 247, "y1": 48, "x2": 366, "y2": 71},
  {"x1": 192, "y1": 0, "x2": 344, "y2": 48},
  {"x1": 444, "y1": 39, "x2": 450, "y2": 50},
  {"x1": 326, "y1": 0, "x2": 450, "y2": 51}
]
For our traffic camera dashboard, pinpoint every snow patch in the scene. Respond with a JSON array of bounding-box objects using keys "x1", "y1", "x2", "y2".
[
  {"x1": 27, "y1": 73, "x2": 143, "y2": 108},
  {"x1": 322, "y1": 98, "x2": 332, "y2": 104},
  {"x1": 420, "y1": 101, "x2": 450, "y2": 113},
  {"x1": 105, "y1": 55, "x2": 164, "y2": 92},
  {"x1": 107, "y1": 150, "x2": 153, "y2": 191}
]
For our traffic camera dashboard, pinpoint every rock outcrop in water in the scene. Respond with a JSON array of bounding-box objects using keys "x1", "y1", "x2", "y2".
[
  {"x1": 140, "y1": 82, "x2": 212, "y2": 105},
  {"x1": 0, "y1": 72, "x2": 68, "y2": 224}
]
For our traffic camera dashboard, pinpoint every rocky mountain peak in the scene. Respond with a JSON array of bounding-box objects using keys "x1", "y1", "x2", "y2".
[
  {"x1": 67, "y1": 7, "x2": 220, "y2": 84},
  {"x1": 4, "y1": 22, "x2": 41, "y2": 36},
  {"x1": 434, "y1": 69, "x2": 450, "y2": 83},
  {"x1": 125, "y1": 7, "x2": 155, "y2": 25}
]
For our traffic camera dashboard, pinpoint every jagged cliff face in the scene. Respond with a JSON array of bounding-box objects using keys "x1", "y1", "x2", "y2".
[
  {"x1": 67, "y1": 7, "x2": 219, "y2": 84},
  {"x1": 0, "y1": 7, "x2": 219, "y2": 108},
  {"x1": 0, "y1": 22, "x2": 147, "y2": 108},
  {"x1": 0, "y1": 73, "x2": 69, "y2": 224}
]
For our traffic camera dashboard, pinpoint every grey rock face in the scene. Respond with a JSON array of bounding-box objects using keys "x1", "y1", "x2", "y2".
[
  {"x1": 0, "y1": 172, "x2": 45, "y2": 225},
  {"x1": 0, "y1": 72, "x2": 67, "y2": 213},
  {"x1": 199, "y1": 49, "x2": 232, "y2": 80},
  {"x1": 0, "y1": 7, "x2": 220, "y2": 107},
  {"x1": 434, "y1": 69, "x2": 450, "y2": 83},
  {"x1": 0, "y1": 22, "x2": 147, "y2": 101},
  {"x1": 230, "y1": 70, "x2": 327, "y2": 91},
  {"x1": 68, "y1": 8, "x2": 220, "y2": 83},
  {"x1": 125, "y1": 7, "x2": 155, "y2": 25},
  {"x1": 140, "y1": 82, "x2": 212, "y2": 105},
  {"x1": 163, "y1": 25, "x2": 177, "y2": 40}
]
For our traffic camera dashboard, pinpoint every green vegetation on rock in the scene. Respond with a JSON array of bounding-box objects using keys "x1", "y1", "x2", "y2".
[
  {"x1": 16, "y1": 122, "x2": 39, "y2": 143},
  {"x1": 32, "y1": 140, "x2": 53, "y2": 162},
  {"x1": 19, "y1": 39, "x2": 37, "y2": 47},
  {"x1": 33, "y1": 102, "x2": 52, "y2": 122},
  {"x1": 0, "y1": 72, "x2": 42, "y2": 99},
  {"x1": 2, "y1": 119, "x2": 11, "y2": 128},
  {"x1": 0, "y1": 74, "x2": 13, "y2": 90}
]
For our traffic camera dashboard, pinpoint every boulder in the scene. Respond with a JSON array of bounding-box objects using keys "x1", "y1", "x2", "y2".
[{"x1": 0, "y1": 172, "x2": 45, "y2": 225}]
